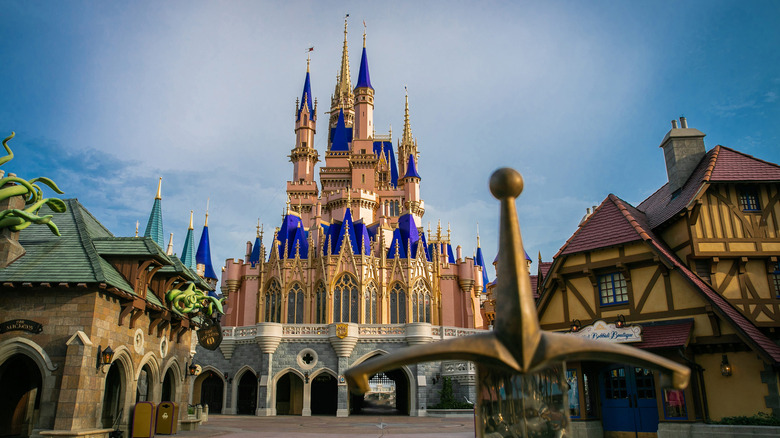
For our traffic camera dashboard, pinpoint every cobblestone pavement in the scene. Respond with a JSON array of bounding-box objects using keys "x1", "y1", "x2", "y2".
[{"x1": 179, "y1": 414, "x2": 476, "y2": 437}]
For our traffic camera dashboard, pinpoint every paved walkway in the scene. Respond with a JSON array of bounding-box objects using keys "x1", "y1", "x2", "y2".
[{"x1": 179, "y1": 414, "x2": 476, "y2": 438}]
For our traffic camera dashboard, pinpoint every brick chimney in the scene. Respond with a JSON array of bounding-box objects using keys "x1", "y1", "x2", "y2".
[
  {"x1": 659, "y1": 117, "x2": 706, "y2": 193},
  {"x1": 0, "y1": 171, "x2": 27, "y2": 267}
]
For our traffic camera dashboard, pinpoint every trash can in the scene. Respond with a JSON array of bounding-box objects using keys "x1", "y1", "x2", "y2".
[
  {"x1": 155, "y1": 402, "x2": 178, "y2": 435},
  {"x1": 131, "y1": 401, "x2": 156, "y2": 438}
]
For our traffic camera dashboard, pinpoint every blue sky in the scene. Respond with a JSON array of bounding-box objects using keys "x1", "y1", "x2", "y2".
[{"x1": 2, "y1": 1, "x2": 779, "y2": 281}]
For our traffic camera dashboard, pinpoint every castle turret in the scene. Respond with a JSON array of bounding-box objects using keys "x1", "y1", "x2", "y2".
[
  {"x1": 288, "y1": 58, "x2": 320, "y2": 224},
  {"x1": 195, "y1": 207, "x2": 218, "y2": 288},
  {"x1": 353, "y1": 31, "x2": 374, "y2": 141},
  {"x1": 143, "y1": 177, "x2": 164, "y2": 248},
  {"x1": 398, "y1": 92, "x2": 418, "y2": 177},
  {"x1": 181, "y1": 210, "x2": 196, "y2": 270}
]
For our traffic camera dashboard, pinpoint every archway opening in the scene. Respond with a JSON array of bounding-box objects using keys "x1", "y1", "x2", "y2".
[
  {"x1": 0, "y1": 354, "x2": 42, "y2": 437},
  {"x1": 350, "y1": 366, "x2": 410, "y2": 416},
  {"x1": 161, "y1": 368, "x2": 176, "y2": 402},
  {"x1": 101, "y1": 360, "x2": 125, "y2": 429},
  {"x1": 237, "y1": 371, "x2": 257, "y2": 415},
  {"x1": 275, "y1": 372, "x2": 303, "y2": 415},
  {"x1": 310, "y1": 373, "x2": 337, "y2": 416},
  {"x1": 200, "y1": 372, "x2": 224, "y2": 414}
]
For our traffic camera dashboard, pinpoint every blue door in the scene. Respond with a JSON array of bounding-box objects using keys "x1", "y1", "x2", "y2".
[{"x1": 600, "y1": 365, "x2": 659, "y2": 437}]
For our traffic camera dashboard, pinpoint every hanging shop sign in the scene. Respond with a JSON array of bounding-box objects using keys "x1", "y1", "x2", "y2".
[
  {"x1": 0, "y1": 319, "x2": 43, "y2": 334},
  {"x1": 197, "y1": 319, "x2": 223, "y2": 350},
  {"x1": 571, "y1": 319, "x2": 641, "y2": 343}
]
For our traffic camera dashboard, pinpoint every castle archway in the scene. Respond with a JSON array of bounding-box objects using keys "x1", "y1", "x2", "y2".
[
  {"x1": 198, "y1": 371, "x2": 224, "y2": 414},
  {"x1": 349, "y1": 353, "x2": 412, "y2": 416},
  {"x1": 309, "y1": 372, "x2": 337, "y2": 416},
  {"x1": 276, "y1": 372, "x2": 303, "y2": 415},
  {"x1": 237, "y1": 371, "x2": 257, "y2": 415},
  {"x1": 0, "y1": 353, "x2": 42, "y2": 437},
  {"x1": 101, "y1": 359, "x2": 126, "y2": 429}
]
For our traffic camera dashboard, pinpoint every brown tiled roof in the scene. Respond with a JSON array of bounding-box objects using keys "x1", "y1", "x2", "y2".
[
  {"x1": 530, "y1": 275, "x2": 539, "y2": 299},
  {"x1": 557, "y1": 195, "x2": 644, "y2": 256},
  {"x1": 639, "y1": 146, "x2": 780, "y2": 229},
  {"x1": 539, "y1": 262, "x2": 553, "y2": 278},
  {"x1": 634, "y1": 320, "x2": 693, "y2": 350}
]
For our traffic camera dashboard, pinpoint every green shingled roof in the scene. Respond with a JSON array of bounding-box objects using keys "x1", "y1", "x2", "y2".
[{"x1": 0, "y1": 199, "x2": 212, "y2": 302}]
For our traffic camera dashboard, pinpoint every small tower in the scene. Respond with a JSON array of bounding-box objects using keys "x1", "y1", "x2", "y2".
[
  {"x1": 352, "y1": 29, "x2": 374, "y2": 141},
  {"x1": 195, "y1": 204, "x2": 218, "y2": 288},
  {"x1": 288, "y1": 56, "x2": 320, "y2": 224},
  {"x1": 399, "y1": 154, "x2": 422, "y2": 223},
  {"x1": 181, "y1": 210, "x2": 196, "y2": 270},
  {"x1": 143, "y1": 177, "x2": 165, "y2": 248}
]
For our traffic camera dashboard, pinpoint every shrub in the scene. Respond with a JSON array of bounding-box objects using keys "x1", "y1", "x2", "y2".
[
  {"x1": 431, "y1": 377, "x2": 473, "y2": 410},
  {"x1": 710, "y1": 412, "x2": 780, "y2": 426}
]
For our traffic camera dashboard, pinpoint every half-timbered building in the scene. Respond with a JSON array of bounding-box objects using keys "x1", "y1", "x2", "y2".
[{"x1": 536, "y1": 118, "x2": 780, "y2": 437}]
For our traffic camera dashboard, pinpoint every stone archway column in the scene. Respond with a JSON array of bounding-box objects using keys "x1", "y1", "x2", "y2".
[
  {"x1": 255, "y1": 323, "x2": 282, "y2": 416},
  {"x1": 329, "y1": 323, "x2": 358, "y2": 417},
  {"x1": 302, "y1": 379, "x2": 312, "y2": 416},
  {"x1": 52, "y1": 332, "x2": 101, "y2": 431}
]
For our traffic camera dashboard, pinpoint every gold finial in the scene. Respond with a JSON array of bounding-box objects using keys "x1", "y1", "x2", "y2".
[
  {"x1": 346, "y1": 187, "x2": 352, "y2": 210},
  {"x1": 205, "y1": 198, "x2": 210, "y2": 227},
  {"x1": 188, "y1": 210, "x2": 194, "y2": 230},
  {"x1": 447, "y1": 222, "x2": 451, "y2": 242},
  {"x1": 260, "y1": 224, "x2": 264, "y2": 242},
  {"x1": 477, "y1": 221, "x2": 481, "y2": 247},
  {"x1": 155, "y1": 177, "x2": 162, "y2": 200},
  {"x1": 306, "y1": 46, "x2": 313, "y2": 72},
  {"x1": 256, "y1": 218, "x2": 261, "y2": 237},
  {"x1": 135, "y1": 220, "x2": 139, "y2": 237},
  {"x1": 286, "y1": 194, "x2": 291, "y2": 213},
  {"x1": 437, "y1": 219, "x2": 442, "y2": 240},
  {"x1": 362, "y1": 20, "x2": 366, "y2": 47},
  {"x1": 538, "y1": 251, "x2": 542, "y2": 263}
]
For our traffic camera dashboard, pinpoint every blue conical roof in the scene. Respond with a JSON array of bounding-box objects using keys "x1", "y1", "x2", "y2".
[
  {"x1": 355, "y1": 46, "x2": 372, "y2": 90},
  {"x1": 353, "y1": 221, "x2": 371, "y2": 256},
  {"x1": 387, "y1": 228, "x2": 407, "y2": 259},
  {"x1": 298, "y1": 70, "x2": 314, "y2": 121},
  {"x1": 196, "y1": 224, "x2": 218, "y2": 280},
  {"x1": 475, "y1": 246, "x2": 490, "y2": 293},
  {"x1": 330, "y1": 109, "x2": 350, "y2": 152},
  {"x1": 334, "y1": 208, "x2": 359, "y2": 255},
  {"x1": 181, "y1": 227, "x2": 196, "y2": 270},
  {"x1": 403, "y1": 154, "x2": 421, "y2": 179},
  {"x1": 249, "y1": 236, "x2": 262, "y2": 267},
  {"x1": 276, "y1": 214, "x2": 309, "y2": 259},
  {"x1": 144, "y1": 198, "x2": 164, "y2": 248}
]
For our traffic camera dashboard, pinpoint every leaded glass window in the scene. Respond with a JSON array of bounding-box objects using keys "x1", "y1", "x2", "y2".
[
  {"x1": 364, "y1": 282, "x2": 378, "y2": 324},
  {"x1": 390, "y1": 283, "x2": 406, "y2": 323},
  {"x1": 333, "y1": 274, "x2": 359, "y2": 323},
  {"x1": 599, "y1": 272, "x2": 628, "y2": 305},
  {"x1": 772, "y1": 263, "x2": 780, "y2": 298},
  {"x1": 412, "y1": 280, "x2": 431, "y2": 323},
  {"x1": 286, "y1": 283, "x2": 304, "y2": 324},
  {"x1": 315, "y1": 282, "x2": 327, "y2": 324},
  {"x1": 265, "y1": 279, "x2": 282, "y2": 322},
  {"x1": 739, "y1": 186, "x2": 761, "y2": 211}
]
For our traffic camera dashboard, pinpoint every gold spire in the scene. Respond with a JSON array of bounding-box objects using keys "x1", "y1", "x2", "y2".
[
  {"x1": 188, "y1": 210, "x2": 194, "y2": 230},
  {"x1": 477, "y1": 221, "x2": 481, "y2": 247},
  {"x1": 204, "y1": 198, "x2": 210, "y2": 227},
  {"x1": 286, "y1": 194, "x2": 291, "y2": 213},
  {"x1": 346, "y1": 187, "x2": 352, "y2": 210},
  {"x1": 362, "y1": 20, "x2": 366, "y2": 47},
  {"x1": 135, "y1": 220, "x2": 139, "y2": 237},
  {"x1": 155, "y1": 177, "x2": 162, "y2": 200},
  {"x1": 402, "y1": 88, "x2": 413, "y2": 146},
  {"x1": 257, "y1": 218, "x2": 261, "y2": 237},
  {"x1": 334, "y1": 15, "x2": 352, "y2": 98}
]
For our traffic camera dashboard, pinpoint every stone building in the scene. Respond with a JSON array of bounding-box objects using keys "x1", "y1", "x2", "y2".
[
  {"x1": 192, "y1": 21, "x2": 489, "y2": 417},
  {"x1": 534, "y1": 118, "x2": 780, "y2": 437},
  {"x1": 0, "y1": 165, "x2": 217, "y2": 437}
]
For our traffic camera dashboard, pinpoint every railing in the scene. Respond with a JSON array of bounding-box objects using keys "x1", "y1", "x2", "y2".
[{"x1": 221, "y1": 323, "x2": 484, "y2": 341}]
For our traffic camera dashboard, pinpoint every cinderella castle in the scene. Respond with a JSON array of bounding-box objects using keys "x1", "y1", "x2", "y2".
[{"x1": 190, "y1": 20, "x2": 492, "y2": 417}]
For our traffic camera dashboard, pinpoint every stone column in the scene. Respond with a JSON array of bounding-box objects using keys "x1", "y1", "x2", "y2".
[
  {"x1": 52, "y1": 332, "x2": 100, "y2": 431},
  {"x1": 337, "y1": 357, "x2": 350, "y2": 417},
  {"x1": 256, "y1": 323, "x2": 282, "y2": 416}
]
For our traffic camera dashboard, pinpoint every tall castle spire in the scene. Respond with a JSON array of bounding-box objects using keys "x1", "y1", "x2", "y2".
[
  {"x1": 399, "y1": 90, "x2": 418, "y2": 177},
  {"x1": 353, "y1": 24, "x2": 374, "y2": 141},
  {"x1": 143, "y1": 177, "x2": 165, "y2": 248},
  {"x1": 330, "y1": 15, "x2": 354, "y2": 130},
  {"x1": 196, "y1": 200, "x2": 218, "y2": 286}
]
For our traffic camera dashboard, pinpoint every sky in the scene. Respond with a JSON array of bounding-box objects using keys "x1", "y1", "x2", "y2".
[{"x1": 1, "y1": 0, "x2": 779, "y2": 283}]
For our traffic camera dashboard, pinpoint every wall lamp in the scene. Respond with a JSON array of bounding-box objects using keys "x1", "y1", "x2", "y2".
[
  {"x1": 224, "y1": 372, "x2": 232, "y2": 383},
  {"x1": 570, "y1": 319, "x2": 582, "y2": 333},
  {"x1": 97, "y1": 345, "x2": 114, "y2": 370},
  {"x1": 721, "y1": 354, "x2": 732, "y2": 377},
  {"x1": 615, "y1": 314, "x2": 626, "y2": 329},
  {"x1": 186, "y1": 362, "x2": 199, "y2": 377},
  {"x1": 304, "y1": 372, "x2": 309, "y2": 384},
  {"x1": 432, "y1": 373, "x2": 441, "y2": 385}
]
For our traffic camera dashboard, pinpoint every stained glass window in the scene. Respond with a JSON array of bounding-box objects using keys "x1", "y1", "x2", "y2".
[
  {"x1": 333, "y1": 274, "x2": 359, "y2": 322},
  {"x1": 390, "y1": 283, "x2": 406, "y2": 323},
  {"x1": 265, "y1": 279, "x2": 282, "y2": 322},
  {"x1": 364, "y1": 282, "x2": 378, "y2": 324}
]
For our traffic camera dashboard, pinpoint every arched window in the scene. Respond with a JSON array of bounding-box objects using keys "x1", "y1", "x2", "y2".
[
  {"x1": 333, "y1": 274, "x2": 359, "y2": 323},
  {"x1": 265, "y1": 279, "x2": 282, "y2": 322},
  {"x1": 315, "y1": 282, "x2": 327, "y2": 324},
  {"x1": 287, "y1": 283, "x2": 304, "y2": 324},
  {"x1": 364, "y1": 282, "x2": 378, "y2": 324},
  {"x1": 389, "y1": 283, "x2": 407, "y2": 324},
  {"x1": 413, "y1": 280, "x2": 431, "y2": 323}
]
